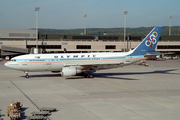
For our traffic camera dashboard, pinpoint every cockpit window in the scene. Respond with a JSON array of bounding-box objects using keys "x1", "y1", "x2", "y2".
[{"x1": 10, "y1": 59, "x2": 16, "y2": 62}]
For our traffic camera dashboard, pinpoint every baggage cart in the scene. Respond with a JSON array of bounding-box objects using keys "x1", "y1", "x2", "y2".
[
  {"x1": 39, "y1": 107, "x2": 57, "y2": 112},
  {"x1": 31, "y1": 111, "x2": 50, "y2": 116}
]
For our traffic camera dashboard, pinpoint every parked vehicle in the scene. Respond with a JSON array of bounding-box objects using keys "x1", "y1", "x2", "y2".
[{"x1": 7, "y1": 106, "x2": 20, "y2": 120}]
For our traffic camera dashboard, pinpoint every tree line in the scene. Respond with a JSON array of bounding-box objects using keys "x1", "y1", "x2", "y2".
[{"x1": 38, "y1": 26, "x2": 180, "y2": 36}]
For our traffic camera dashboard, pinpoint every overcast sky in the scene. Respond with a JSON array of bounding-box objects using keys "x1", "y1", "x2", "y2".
[{"x1": 0, "y1": 0, "x2": 180, "y2": 29}]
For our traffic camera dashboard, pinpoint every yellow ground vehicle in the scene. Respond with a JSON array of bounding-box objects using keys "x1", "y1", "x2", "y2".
[
  {"x1": 9, "y1": 101, "x2": 22, "y2": 110},
  {"x1": 7, "y1": 106, "x2": 20, "y2": 120},
  {"x1": 7, "y1": 101, "x2": 22, "y2": 120}
]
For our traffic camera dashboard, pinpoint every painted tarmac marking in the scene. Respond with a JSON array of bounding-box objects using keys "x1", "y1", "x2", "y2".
[
  {"x1": 10, "y1": 80, "x2": 52, "y2": 120},
  {"x1": 97, "y1": 79, "x2": 180, "y2": 107}
]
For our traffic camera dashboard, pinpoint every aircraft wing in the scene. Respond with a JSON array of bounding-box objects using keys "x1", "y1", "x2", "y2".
[{"x1": 64, "y1": 61, "x2": 124, "y2": 70}]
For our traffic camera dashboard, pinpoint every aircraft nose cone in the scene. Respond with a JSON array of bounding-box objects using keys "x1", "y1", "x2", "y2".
[{"x1": 4, "y1": 62, "x2": 9, "y2": 67}]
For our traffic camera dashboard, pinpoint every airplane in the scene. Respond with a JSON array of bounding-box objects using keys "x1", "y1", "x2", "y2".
[{"x1": 4, "y1": 26, "x2": 163, "y2": 78}]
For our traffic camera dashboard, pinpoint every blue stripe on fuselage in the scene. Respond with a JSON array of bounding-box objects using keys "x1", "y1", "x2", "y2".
[{"x1": 9, "y1": 55, "x2": 144, "y2": 63}]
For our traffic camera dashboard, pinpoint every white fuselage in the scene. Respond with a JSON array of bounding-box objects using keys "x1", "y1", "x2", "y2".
[{"x1": 4, "y1": 51, "x2": 144, "y2": 72}]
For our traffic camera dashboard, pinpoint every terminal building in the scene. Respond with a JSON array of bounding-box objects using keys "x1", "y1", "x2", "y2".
[{"x1": 0, "y1": 29, "x2": 180, "y2": 59}]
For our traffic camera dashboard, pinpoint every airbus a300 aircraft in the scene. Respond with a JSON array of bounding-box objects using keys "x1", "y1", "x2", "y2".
[{"x1": 4, "y1": 27, "x2": 163, "y2": 78}]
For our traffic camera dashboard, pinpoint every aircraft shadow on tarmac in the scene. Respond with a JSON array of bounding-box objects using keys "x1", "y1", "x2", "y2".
[
  {"x1": 20, "y1": 74, "x2": 61, "y2": 78},
  {"x1": 92, "y1": 69, "x2": 179, "y2": 80},
  {"x1": 20, "y1": 69, "x2": 179, "y2": 80}
]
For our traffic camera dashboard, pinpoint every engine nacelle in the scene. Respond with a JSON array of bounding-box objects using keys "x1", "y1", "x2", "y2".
[{"x1": 61, "y1": 67, "x2": 82, "y2": 77}]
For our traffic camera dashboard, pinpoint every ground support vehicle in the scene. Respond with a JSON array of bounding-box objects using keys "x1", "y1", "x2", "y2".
[
  {"x1": 7, "y1": 106, "x2": 20, "y2": 120},
  {"x1": 10, "y1": 101, "x2": 23, "y2": 110},
  {"x1": 137, "y1": 60, "x2": 149, "y2": 66}
]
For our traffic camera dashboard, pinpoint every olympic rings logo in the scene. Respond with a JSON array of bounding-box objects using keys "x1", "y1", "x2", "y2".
[{"x1": 145, "y1": 32, "x2": 158, "y2": 47}]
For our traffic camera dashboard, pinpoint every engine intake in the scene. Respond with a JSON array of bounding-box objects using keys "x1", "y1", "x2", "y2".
[{"x1": 61, "y1": 67, "x2": 82, "y2": 77}]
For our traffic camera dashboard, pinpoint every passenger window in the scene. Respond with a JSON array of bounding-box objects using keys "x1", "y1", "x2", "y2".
[{"x1": 54, "y1": 56, "x2": 58, "y2": 58}]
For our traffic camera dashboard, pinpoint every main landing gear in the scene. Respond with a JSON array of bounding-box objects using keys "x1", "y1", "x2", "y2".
[
  {"x1": 25, "y1": 72, "x2": 29, "y2": 78},
  {"x1": 86, "y1": 74, "x2": 94, "y2": 78},
  {"x1": 85, "y1": 70, "x2": 94, "y2": 78}
]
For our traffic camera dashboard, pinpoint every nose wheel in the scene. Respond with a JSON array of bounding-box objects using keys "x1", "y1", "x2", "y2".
[{"x1": 25, "y1": 72, "x2": 29, "y2": 78}]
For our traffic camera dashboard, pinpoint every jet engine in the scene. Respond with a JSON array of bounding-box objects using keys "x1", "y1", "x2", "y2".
[{"x1": 61, "y1": 67, "x2": 82, "y2": 77}]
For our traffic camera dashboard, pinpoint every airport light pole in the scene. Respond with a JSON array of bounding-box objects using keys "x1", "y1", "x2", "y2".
[
  {"x1": 35, "y1": 7, "x2": 40, "y2": 53},
  {"x1": 169, "y1": 16, "x2": 172, "y2": 36},
  {"x1": 123, "y1": 11, "x2": 128, "y2": 51},
  {"x1": 83, "y1": 14, "x2": 87, "y2": 35}
]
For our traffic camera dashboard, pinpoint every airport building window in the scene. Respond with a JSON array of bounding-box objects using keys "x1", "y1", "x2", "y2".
[
  {"x1": 105, "y1": 45, "x2": 116, "y2": 49},
  {"x1": 27, "y1": 45, "x2": 61, "y2": 49},
  {"x1": 76, "y1": 45, "x2": 91, "y2": 49},
  {"x1": 99, "y1": 36, "x2": 118, "y2": 40},
  {"x1": 157, "y1": 45, "x2": 180, "y2": 49},
  {"x1": 131, "y1": 36, "x2": 141, "y2": 40},
  {"x1": 73, "y1": 36, "x2": 94, "y2": 39}
]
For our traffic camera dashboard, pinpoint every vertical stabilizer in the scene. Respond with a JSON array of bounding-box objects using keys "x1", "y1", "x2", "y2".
[{"x1": 130, "y1": 27, "x2": 163, "y2": 56}]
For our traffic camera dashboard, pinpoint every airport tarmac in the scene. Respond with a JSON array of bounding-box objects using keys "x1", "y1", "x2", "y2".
[{"x1": 0, "y1": 59, "x2": 180, "y2": 120}]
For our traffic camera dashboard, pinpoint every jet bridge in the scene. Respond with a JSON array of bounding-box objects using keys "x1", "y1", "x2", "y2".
[{"x1": 0, "y1": 45, "x2": 28, "y2": 58}]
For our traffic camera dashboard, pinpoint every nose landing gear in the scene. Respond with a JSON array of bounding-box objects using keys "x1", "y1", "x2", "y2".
[{"x1": 25, "y1": 72, "x2": 29, "y2": 78}]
